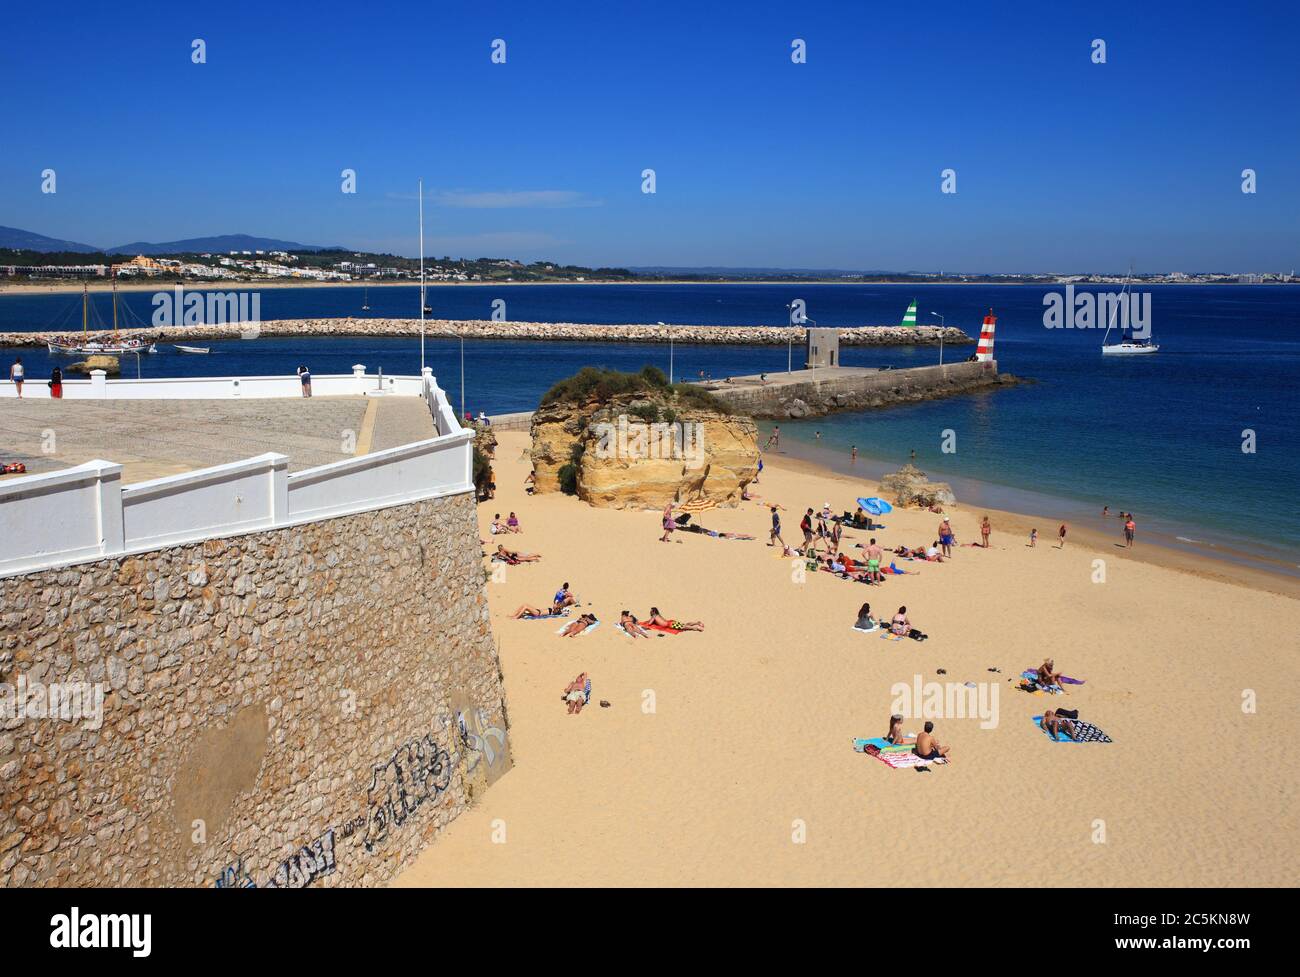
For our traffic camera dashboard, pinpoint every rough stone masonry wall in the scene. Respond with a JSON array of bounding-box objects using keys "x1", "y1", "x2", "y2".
[{"x1": 0, "y1": 491, "x2": 511, "y2": 888}]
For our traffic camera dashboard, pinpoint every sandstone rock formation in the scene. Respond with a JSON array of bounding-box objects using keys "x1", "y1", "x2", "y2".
[
  {"x1": 879, "y1": 463, "x2": 957, "y2": 508},
  {"x1": 65, "y1": 354, "x2": 120, "y2": 375},
  {"x1": 530, "y1": 386, "x2": 759, "y2": 510}
]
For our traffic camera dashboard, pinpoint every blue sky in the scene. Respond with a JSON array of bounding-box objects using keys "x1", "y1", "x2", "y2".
[{"x1": 2, "y1": 0, "x2": 1296, "y2": 272}]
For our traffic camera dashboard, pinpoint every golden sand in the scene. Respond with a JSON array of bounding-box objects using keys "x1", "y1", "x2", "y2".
[{"x1": 394, "y1": 431, "x2": 1299, "y2": 887}]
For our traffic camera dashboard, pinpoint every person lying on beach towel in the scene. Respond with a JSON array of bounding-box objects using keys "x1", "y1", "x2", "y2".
[
  {"x1": 559, "y1": 613, "x2": 599, "y2": 637},
  {"x1": 562, "y1": 673, "x2": 591, "y2": 714},
  {"x1": 914, "y1": 721, "x2": 950, "y2": 760},
  {"x1": 646, "y1": 607, "x2": 704, "y2": 632},
  {"x1": 494, "y1": 544, "x2": 541, "y2": 564},
  {"x1": 619, "y1": 610, "x2": 651, "y2": 637},
  {"x1": 1040, "y1": 708, "x2": 1078, "y2": 740},
  {"x1": 510, "y1": 604, "x2": 569, "y2": 620}
]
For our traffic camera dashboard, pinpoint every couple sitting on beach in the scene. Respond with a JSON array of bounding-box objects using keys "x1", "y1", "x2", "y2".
[
  {"x1": 886, "y1": 715, "x2": 950, "y2": 760},
  {"x1": 854, "y1": 603, "x2": 927, "y2": 640},
  {"x1": 510, "y1": 582, "x2": 578, "y2": 619}
]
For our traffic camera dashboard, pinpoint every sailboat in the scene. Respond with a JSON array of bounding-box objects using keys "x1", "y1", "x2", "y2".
[
  {"x1": 47, "y1": 278, "x2": 157, "y2": 355},
  {"x1": 361, "y1": 286, "x2": 370, "y2": 312},
  {"x1": 901, "y1": 299, "x2": 918, "y2": 328},
  {"x1": 1101, "y1": 273, "x2": 1158, "y2": 355}
]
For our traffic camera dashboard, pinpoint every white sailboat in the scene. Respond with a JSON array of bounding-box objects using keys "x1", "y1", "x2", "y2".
[
  {"x1": 361, "y1": 286, "x2": 370, "y2": 312},
  {"x1": 1101, "y1": 273, "x2": 1158, "y2": 355},
  {"x1": 47, "y1": 279, "x2": 157, "y2": 355}
]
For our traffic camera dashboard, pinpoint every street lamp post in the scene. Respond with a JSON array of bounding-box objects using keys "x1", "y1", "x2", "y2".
[
  {"x1": 929, "y1": 312, "x2": 946, "y2": 366},
  {"x1": 658, "y1": 322, "x2": 672, "y2": 383}
]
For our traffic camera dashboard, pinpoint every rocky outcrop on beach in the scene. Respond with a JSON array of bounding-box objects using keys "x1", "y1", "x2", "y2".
[
  {"x1": 879, "y1": 463, "x2": 957, "y2": 508},
  {"x1": 0, "y1": 319, "x2": 971, "y2": 348},
  {"x1": 530, "y1": 394, "x2": 759, "y2": 510},
  {"x1": 65, "y1": 354, "x2": 120, "y2": 375}
]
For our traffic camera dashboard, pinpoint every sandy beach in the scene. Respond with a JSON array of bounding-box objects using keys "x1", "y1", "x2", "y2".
[{"x1": 394, "y1": 430, "x2": 1298, "y2": 887}]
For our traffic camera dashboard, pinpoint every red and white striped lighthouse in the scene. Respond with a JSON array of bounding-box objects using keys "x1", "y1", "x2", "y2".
[{"x1": 975, "y1": 309, "x2": 996, "y2": 362}]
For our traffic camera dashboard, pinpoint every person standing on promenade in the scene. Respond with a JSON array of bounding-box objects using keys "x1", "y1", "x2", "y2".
[
  {"x1": 48, "y1": 366, "x2": 63, "y2": 399},
  {"x1": 297, "y1": 364, "x2": 312, "y2": 397},
  {"x1": 1124, "y1": 514, "x2": 1136, "y2": 548},
  {"x1": 9, "y1": 357, "x2": 23, "y2": 397},
  {"x1": 980, "y1": 516, "x2": 991, "y2": 548}
]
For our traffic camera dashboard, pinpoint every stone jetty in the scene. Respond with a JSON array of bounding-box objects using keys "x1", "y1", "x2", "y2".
[{"x1": 0, "y1": 318, "x2": 972, "y2": 348}]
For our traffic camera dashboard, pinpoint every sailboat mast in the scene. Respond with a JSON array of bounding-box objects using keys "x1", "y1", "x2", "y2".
[
  {"x1": 82, "y1": 282, "x2": 88, "y2": 339},
  {"x1": 112, "y1": 272, "x2": 118, "y2": 336},
  {"x1": 419, "y1": 178, "x2": 425, "y2": 374}
]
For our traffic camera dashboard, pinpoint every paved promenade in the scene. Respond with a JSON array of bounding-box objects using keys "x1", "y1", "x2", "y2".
[{"x1": 0, "y1": 395, "x2": 434, "y2": 484}]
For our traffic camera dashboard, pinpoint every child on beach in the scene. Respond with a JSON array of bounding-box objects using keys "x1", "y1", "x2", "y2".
[{"x1": 1029, "y1": 528, "x2": 1038, "y2": 547}]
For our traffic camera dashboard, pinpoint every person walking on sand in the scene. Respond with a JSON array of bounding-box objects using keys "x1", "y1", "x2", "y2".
[
  {"x1": 297, "y1": 364, "x2": 312, "y2": 397},
  {"x1": 1029, "y1": 528, "x2": 1038, "y2": 548},
  {"x1": 660, "y1": 502, "x2": 676, "y2": 542},
  {"x1": 980, "y1": 516, "x2": 991, "y2": 548},
  {"x1": 800, "y1": 507, "x2": 816, "y2": 555},
  {"x1": 9, "y1": 357, "x2": 24, "y2": 397},
  {"x1": 765, "y1": 425, "x2": 780, "y2": 450},
  {"x1": 1057, "y1": 523, "x2": 1068, "y2": 548},
  {"x1": 768, "y1": 505, "x2": 785, "y2": 549},
  {"x1": 1124, "y1": 514, "x2": 1136, "y2": 548}
]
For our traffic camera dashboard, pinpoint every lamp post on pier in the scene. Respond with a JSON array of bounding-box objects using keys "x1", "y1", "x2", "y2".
[{"x1": 929, "y1": 312, "x2": 946, "y2": 366}]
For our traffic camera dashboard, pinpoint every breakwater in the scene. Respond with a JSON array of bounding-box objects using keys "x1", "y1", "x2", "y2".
[
  {"x1": 702, "y1": 362, "x2": 1018, "y2": 419},
  {"x1": 0, "y1": 318, "x2": 972, "y2": 348}
]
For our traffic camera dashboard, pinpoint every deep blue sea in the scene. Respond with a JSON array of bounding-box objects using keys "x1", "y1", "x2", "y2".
[{"x1": 3, "y1": 282, "x2": 1297, "y2": 570}]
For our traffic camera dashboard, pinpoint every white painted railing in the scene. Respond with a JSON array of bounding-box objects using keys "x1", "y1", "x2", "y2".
[
  {"x1": 0, "y1": 369, "x2": 471, "y2": 578},
  {"x1": 0, "y1": 364, "x2": 427, "y2": 400}
]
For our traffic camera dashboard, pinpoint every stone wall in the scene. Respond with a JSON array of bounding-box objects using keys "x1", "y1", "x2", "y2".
[
  {"x1": 2, "y1": 319, "x2": 972, "y2": 348},
  {"x1": 0, "y1": 491, "x2": 510, "y2": 887},
  {"x1": 705, "y1": 361, "x2": 1016, "y2": 419}
]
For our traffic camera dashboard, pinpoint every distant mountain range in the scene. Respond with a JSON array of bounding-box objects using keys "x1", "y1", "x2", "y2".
[{"x1": 0, "y1": 226, "x2": 342, "y2": 256}]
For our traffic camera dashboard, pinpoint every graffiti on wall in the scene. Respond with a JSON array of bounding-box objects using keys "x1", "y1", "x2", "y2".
[
  {"x1": 458, "y1": 707, "x2": 508, "y2": 776},
  {"x1": 214, "y1": 829, "x2": 336, "y2": 889},
  {"x1": 363, "y1": 734, "x2": 452, "y2": 852}
]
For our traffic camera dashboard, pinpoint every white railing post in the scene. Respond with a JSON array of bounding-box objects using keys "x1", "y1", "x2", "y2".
[
  {"x1": 268, "y1": 453, "x2": 290, "y2": 525},
  {"x1": 90, "y1": 369, "x2": 108, "y2": 399},
  {"x1": 353, "y1": 364, "x2": 366, "y2": 395},
  {"x1": 93, "y1": 460, "x2": 126, "y2": 558}
]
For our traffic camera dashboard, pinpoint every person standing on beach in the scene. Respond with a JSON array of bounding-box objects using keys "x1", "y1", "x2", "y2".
[
  {"x1": 1124, "y1": 514, "x2": 1136, "y2": 548},
  {"x1": 297, "y1": 364, "x2": 312, "y2": 397},
  {"x1": 800, "y1": 507, "x2": 816, "y2": 555},
  {"x1": 980, "y1": 516, "x2": 991, "y2": 548},
  {"x1": 1057, "y1": 523, "x2": 1068, "y2": 548},
  {"x1": 765, "y1": 426, "x2": 780, "y2": 450},
  {"x1": 1029, "y1": 528, "x2": 1038, "y2": 548},
  {"x1": 9, "y1": 357, "x2": 23, "y2": 397},
  {"x1": 660, "y1": 503, "x2": 676, "y2": 543},
  {"x1": 755, "y1": 456, "x2": 763, "y2": 482},
  {"x1": 938, "y1": 517, "x2": 954, "y2": 558}
]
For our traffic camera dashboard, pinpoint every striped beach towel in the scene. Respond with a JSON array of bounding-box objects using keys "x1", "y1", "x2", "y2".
[
  {"x1": 556, "y1": 620, "x2": 601, "y2": 637},
  {"x1": 1033, "y1": 716, "x2": 1112, "y2": 743}
]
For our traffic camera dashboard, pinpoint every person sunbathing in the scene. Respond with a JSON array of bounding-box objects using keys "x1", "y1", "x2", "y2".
[
  {"x1": 914, "y1": 721, "x2": 949, "y2": 759},
  {"x1": 1041, "y1": 709, "x2": 1078, "y2": 740},
  {"x1": 510, "y1": 604, "x2": 559, "y2": 619},
  {"x1": 1037, "y1": 658, "x2": 1065, "y2": 688},
  {"x1": 885, "y1": 714, "x2": 914, "y2": 745},
  {"x1": 647, "y1": 607, "x2": 704, "y2": 632},
  {"x1": 620, "y1": 610, "x2": 651, "y2": 637},
  {"x1": 559, "y1": 613, "x2": 598, "y2": 637},
  {"x1": 562, "y1": 673, "x2": 589, "y2": 714},
  {"x1": 495, "y1": 544, "x2": 540, "y2": 563}
]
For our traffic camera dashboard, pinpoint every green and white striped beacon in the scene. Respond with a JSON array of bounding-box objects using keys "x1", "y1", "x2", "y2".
[{"x1": 901, "y1": 299, "x2": 918, "y2": 327}]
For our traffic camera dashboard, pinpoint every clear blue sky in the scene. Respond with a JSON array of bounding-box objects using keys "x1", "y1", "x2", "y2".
[{"x1": 2, "y1": 0, "x2": 1296, "y2": 272}]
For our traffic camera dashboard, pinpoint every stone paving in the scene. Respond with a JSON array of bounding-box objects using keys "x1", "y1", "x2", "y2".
[{"x1": 0, "y1": 396, "x2": 395, "y2": 484}]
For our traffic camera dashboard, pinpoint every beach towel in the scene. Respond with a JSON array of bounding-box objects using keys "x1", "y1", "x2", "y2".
[
  {"x1": 851, "y1": 623, "x2": 879, "y2": 633},
  {"x1": 1018, "y1": 670, "x2": 1063, "y2": 695},
  {"x1": 1060, "y1": 675, "x2": 1086, "y2": 685},
  {"x1": 616, "y1": 623, "x2": 661, "y2": 638},
  {"x1": 879, "y1": 631, "x2": 905, "y2": 642},
  {"x1": 521, "y1": 611, "x2": 569, "y2": 620},
  {"x1": 1032, "y1": 716, "x2": 1112, "y2": 743},
  {"x1": 556, "y1": 620, "x2": 601, "y2": 637},
  {"x1": 854, "y1": 738, "x2": 947, "y2": 767},
  {"x1": 1022, "y1": 668, "x2": 1084, "y2": 686},
  {"x1": 644, "y1": 621, "x2": 686, "y2": 635}
]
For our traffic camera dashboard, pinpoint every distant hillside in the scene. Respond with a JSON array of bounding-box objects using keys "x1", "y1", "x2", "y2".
[
  {"x1": 0, "y1": 225, "x2": 100, "y2": 253},
  {"x1": 106, "y1": 234, "x2": 342, "y2": 255}
]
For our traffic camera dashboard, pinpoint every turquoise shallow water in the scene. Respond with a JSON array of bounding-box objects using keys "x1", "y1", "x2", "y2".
[{"x1": 3, "y1": 282, "x2": 1296, "y2": 566}]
